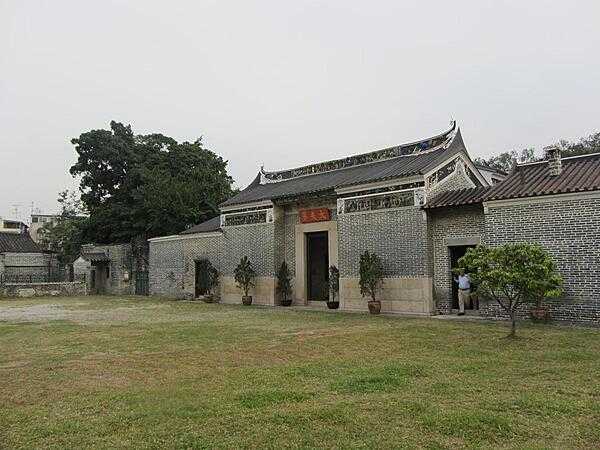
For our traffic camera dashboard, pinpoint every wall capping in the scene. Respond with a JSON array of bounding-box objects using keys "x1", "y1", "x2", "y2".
[
  {"x1": 148, "y1": 232, "x2": 222, "y2": 243},
  {"x1": 484, "y1": 190, "x2": 600, "y2": 208}
]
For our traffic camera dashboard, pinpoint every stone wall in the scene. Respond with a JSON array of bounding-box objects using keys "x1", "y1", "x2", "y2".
[
  {"x1": 428, "y1": 205, "x2": 485, "y2": 313},
  {"x1": 482, "y1": 195, "x2": 600, "y2": 324},
  {"x1": 149, "y1": 239, "x2": 185, "y2": 298},
  {"x1": 183, "y1": 234, "x2": 224, "y2": 298},
  {"x1": 92, "y1": 244, "x2": 134, "y2": 295},
  {"x1": 222, "y1": 223, "x2": 275, "y2": 276},
  {"x1": 338, "y1": 205, "x2": 434, "y2": 314},
  {"x1": 1, "y1": 252, "x2": 59, "y2": 281},
  {"x1": 338, "y1": 206, "x2": 428, "y2": 277},
  {"x1": 1, "y1": 281, "x2": 86, "y2": 298}
]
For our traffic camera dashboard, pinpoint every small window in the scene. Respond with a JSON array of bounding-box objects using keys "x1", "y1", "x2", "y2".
[{"x1": 32, "y1": 217, "x2": 39, "y2": 223}]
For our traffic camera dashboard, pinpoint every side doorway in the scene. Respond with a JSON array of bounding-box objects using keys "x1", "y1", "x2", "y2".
[{"x1": 448, "y1": 245, "x2": 477, "y2": 312}]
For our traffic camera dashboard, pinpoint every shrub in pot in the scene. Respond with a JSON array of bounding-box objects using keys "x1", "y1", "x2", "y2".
[
  {"x1": 327, "y1": 265, "x2": 340, "y2": 309},
  {"x1": 195, "y1": 259, "x2": 219, "y2": 303},
  {"x1": 234, "y1": 256, "x2": 256, "y2": 306},
  {"x1": 359, "y1": 251, "x2": 384, "y2": 315},
  {"x1": 276, "y1": 261, "x2": 293, "y2": 306}
]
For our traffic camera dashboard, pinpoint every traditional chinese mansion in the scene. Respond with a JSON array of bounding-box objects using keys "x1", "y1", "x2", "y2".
[{"x1": 149, "y1": 122, "x2": 600, "y2": 324}]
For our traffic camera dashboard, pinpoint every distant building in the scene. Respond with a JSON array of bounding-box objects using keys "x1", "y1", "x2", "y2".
[
  {"x1": 0, "y1": 231, "x2": 59, "y2": 283},
  {"x1": 73, "y1": 243, "x2": 148, "y2": 295},
  {"x1": 0, "y1": 218, "x2": 29, "y2": 234},
  {"x1": 30, "y1": 214, "x2": 60, "y2": 244}
]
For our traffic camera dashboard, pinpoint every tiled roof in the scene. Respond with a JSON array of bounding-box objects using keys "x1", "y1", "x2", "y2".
[
  {"x1": 0, "y1": 232, "x2": 43, "y2": 253},
  {"x1": 485, "y1": 153, "x2": 600, "y2": 201},
  {"x1": 425, "y1": 153, "x2": 600, "y2": 209},
  {"x1": 424, "y1": 187, "x2": 491, "y2": 209},
  {"x1": 180, "y1": 216, "x2": 221, "y2": 235},
  {"x1": 80, "y1": 251, "x2": 111, "y2": 262},
  {"x1": 221, "y1": 124, "x2": 467, "y2": 207}
]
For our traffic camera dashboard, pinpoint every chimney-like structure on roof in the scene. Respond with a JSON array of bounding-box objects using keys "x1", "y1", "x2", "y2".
[{"x1": 544, "y1": 145, "x2": 562, "y2": 176}]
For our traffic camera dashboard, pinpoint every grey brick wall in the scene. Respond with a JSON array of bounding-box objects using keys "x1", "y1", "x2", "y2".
[
  {"x1": 428, "y1": 206, "x2": 485, "y2": 313},
  {"x1": 283, "y1": 211, "x2": 298, "y2": 277},
  {"x1": 338, "y1": 206, "x2": 428, "y2": 277},
  {"x1": 282, "y1": 202, "x2": 337, "y2": 277},
  {"x1": 222, "y1": 224, "x2": 275, "y2": 276},
  {"x1": 483, "y1": 197, "x2": 600, "y2": 324},
  {"x1": 1, "y1": 252, "x2": 60, "y2": 281},
  {"x1": 91, "y1": 244, "x2": 134, "y2": 295},
  {"x1": 149, "y1": 239, "x2": 185, "y2": 297}
]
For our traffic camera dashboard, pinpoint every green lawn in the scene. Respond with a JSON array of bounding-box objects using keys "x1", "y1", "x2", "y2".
[{"x1": 1, "y1": 297, "x2": 599, "y2": 449}]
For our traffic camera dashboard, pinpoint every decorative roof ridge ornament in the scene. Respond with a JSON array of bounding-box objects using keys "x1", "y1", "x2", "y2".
[{"x1": 259, "y1": 121, "x2": 457, "y2": 185}]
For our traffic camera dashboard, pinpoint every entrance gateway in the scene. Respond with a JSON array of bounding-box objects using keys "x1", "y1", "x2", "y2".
[{"x1": 306, "y1": 231, "x2": 329, "y2": 301}]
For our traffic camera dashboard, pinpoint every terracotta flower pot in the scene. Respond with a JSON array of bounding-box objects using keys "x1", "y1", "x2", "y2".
[
  {"x1": 530, "y1": 306, "x2": 551, "y2": 322},
  {"x1": 368, "y1": 300, "x2": 381, "y2": 315},
  {"x1": 242, "y1": 295, "x2": 253, "y2": 306},
  {"x1": 326, "y1": 301, "x2": 340, "y2": 310}
]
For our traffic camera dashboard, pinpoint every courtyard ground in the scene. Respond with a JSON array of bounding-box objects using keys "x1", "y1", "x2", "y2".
[{"x1": 1, "y1": 296, "x2": 599, "y2": 449}]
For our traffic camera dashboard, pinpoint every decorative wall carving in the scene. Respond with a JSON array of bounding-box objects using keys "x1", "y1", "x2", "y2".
[
  {"x1": 338, "y1": 182, "x2": 425, "y2": 198},
  {"x1": 337, "y1": 190, "x2": 416, "y2": 215},
  {"x1": 427, "y1": 159, "x2": 458, "y2": 188},
  {"x1": 222, "y1": 209, "x2": 271, "y2": 227},
  {"x1": 261, "y1": 125, "x2": 455, "y2": 184}
]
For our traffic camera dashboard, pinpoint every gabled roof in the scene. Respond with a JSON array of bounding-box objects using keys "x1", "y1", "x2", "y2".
[
  {"x1": 424, "y1": 187, "x2": 491, "y2": 209},
  {"x1": 180, "y1": 216, "x2": 221, "y2": 235},
  {"x1": 222, "y1": 123, "x2": 472, "y2": 207},
  {"x1": 485, "y1": 153, "x2": 600, "y2": 201},
  {"x1": 426, "y1": 152, "x2": 600, "y2": 209},
  {"x1": 0, "y1": 232, "x2": 43, "y2": 253}
]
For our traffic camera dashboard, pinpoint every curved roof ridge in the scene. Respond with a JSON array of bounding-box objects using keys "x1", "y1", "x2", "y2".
[{"x1": 259, "y1": 121, "x2": 457, "y2": 184}]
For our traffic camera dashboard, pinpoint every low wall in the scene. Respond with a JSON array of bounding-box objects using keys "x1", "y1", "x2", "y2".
[{"x1": 0, "y1": 282, "x2": 87, "y2": 298}]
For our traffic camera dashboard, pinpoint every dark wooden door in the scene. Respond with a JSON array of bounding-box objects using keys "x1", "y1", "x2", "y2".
[
  {"x1": 449, "y1": 245, "x2": 475, "y2": 309},
  {"x1": 307, "y1": 231, "x2": 329, "y2": 301}
]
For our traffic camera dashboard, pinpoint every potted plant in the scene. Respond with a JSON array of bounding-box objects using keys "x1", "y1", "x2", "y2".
[
  {"x1": 327, "y1": 265, "x2": 340, "y2": 309},
  {"x1": 234, "y1": 256, "x2": 256, "y2": 306},
  {"x1": 195, "y1": 259, "x2": 219, "y2": 303},
  {"x1": 359, "y1": 251, "x2": 384, "y2": 315},
  {"x1": 276, "y1": 261, "x2": 293, "y2": 306}
]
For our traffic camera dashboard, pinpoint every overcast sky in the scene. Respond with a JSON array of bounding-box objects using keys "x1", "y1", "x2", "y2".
[{"x1": 1, "y1": 1, "x2": 599, "y2": 221}]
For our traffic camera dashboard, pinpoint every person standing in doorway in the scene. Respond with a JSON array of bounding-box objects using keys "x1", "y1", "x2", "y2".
[{"x1": 454, "y1": 269, "x2": 471, "y2": 316}]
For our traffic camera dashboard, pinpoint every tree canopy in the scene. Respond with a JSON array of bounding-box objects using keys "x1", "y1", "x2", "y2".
[
  {"x1": 39, "y1": 190, "x2": 88, "y2": 265},
  {"x1": 70, "y1": 121, "x2": 235, "y2": 243},
  {"x1": 474, "y1": 131, "x2": 600, "y2": 173},
  {"x1": 458, "y1": 243, "x2": 563, "y2": 337}
]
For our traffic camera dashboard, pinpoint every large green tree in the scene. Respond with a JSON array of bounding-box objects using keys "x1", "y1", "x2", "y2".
[
  {"x1": 458, "y1": 243, "x2": 563, "y2": 337},
  {"x1": 39, "y1": 190, "x2": 88, "y2": 265},
  {"x1": 474, "y1": 130, "x2": 599, "y2": 173},
  {"x1": 70, "y1": 121, "x2": 235, "y2": 243}
]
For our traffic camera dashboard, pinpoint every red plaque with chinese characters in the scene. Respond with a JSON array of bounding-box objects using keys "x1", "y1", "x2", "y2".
[{"x1": 299, "y1": 208, "x2": 331, "y2": 224}]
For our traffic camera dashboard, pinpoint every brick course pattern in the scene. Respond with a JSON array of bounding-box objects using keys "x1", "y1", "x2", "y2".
[
  {"x1": 338, "y1": 206, "x2": 428, "y2": 277},
  {"x1": 149, "y1": 240, "x2": 185, "y2": 297},
  {"x1": 483, "y1": 197, "x2": 600, "y2": 324},
  {"x1": 428, "y1": 206, "x2": 485, "y2": 313},
  {"x1": 222, "y1": 224, "x2": 275, "y2": 276}
]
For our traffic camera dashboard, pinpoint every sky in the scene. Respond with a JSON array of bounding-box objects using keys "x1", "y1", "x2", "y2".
[{"x1": 1, "y1": 0, "x2": 599, "y2": 222}]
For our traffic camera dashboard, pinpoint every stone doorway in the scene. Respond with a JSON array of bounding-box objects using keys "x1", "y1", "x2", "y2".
[
  {"x1": 449, "y1": 245, "x2": 477, "y2": 312},
  {"x1": 306, "y1": 231, "x2": 329, "y2": 301}
]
